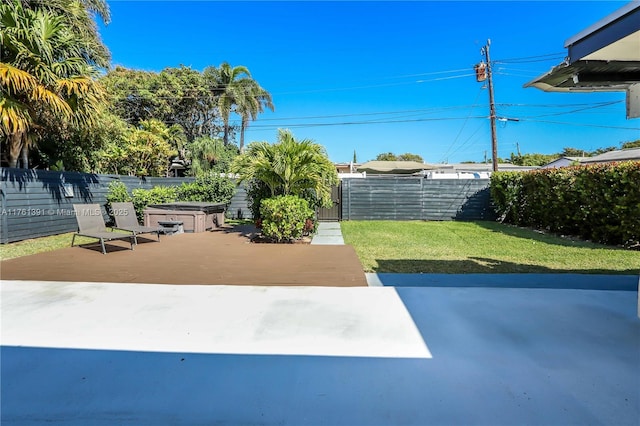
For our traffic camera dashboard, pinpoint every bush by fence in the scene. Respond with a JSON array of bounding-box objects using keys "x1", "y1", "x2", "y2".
[
  {"x1": 0, "y1": 168, "x2": 251, "y2": 243},
  {"x1": 490, "y1": 162, "x2": 640, "y2": 248}
]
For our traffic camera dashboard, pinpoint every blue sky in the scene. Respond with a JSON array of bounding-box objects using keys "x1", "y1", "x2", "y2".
[{"x1": 99, "y1": 1, "x2": 639, "y2": 163}]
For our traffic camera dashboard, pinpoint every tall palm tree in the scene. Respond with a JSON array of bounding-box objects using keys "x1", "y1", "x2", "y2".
[
  {"x1": 0, "y1": 0, "x2": 108, "y2": 168},
  {"x1": 214, "y1": 62, "x2": 250, "y2": 146},
  {"x1": 235, "y1": 78, "x2": 274, "y2": 152},
  {"x1": 231, "y1": 129, "x2": 339, "y2": 208}
]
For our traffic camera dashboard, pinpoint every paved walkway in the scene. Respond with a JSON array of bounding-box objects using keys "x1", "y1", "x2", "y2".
[{"x1": 311, "y1": 221, "x2": 344, "y2": 245}]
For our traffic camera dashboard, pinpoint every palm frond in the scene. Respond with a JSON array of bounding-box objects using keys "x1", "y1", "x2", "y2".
[{"x1": 0, "y1": 95, "x2": 31, "y2": 136}]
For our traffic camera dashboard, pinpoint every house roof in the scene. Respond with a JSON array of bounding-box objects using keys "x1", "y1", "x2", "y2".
[
  {"x1": 433, "y1": 163, "x2": 539, "y2": 173},
  {"x1": 542, "y1": 156, "x2": 589, "y2": 168},
  {"x1": 580, "y1": 147, "x2": 640, "y2": 163},
  {"x1": 524, "y1": 2, "x2": 640, "y2": 118},
  {"x1": 357, "y1": 161, "x2": 435, "y2": 174}
]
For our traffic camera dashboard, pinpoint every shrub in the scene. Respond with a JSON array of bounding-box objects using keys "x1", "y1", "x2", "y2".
[
  {"x1": 105, "y1": 181, "x2": 133, "y2": 224},
  {"x1": 176, "y1": 172, "x2": 235, "y2": 204},
  {"x1": 130, "y1": 186, "x2": 178, "y2": 222},
  {"x1": 245, "y1": 179, "x2": 272, "y2": 222},
  {"x1": 490, "y1": 162, "x2": 640, "y2": 248},
  {"x1": 106, "y1": 181, "x2": 132, "y2": 204},
  {"x1": 260, "y1": 195, "x2": 315, "y2": 242}
]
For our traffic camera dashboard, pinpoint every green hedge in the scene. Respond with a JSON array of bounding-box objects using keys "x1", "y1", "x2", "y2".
[{"x1": 490, "y1": 162, "x2": 640, "y2": 248}]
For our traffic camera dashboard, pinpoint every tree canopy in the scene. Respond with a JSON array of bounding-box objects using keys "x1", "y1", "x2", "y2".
[
  {"x1": 0, "y1": 0, "x2": 109, "y2": 168},
  {"x1": 374, "y1": 152, "x2": 424, "y2": 162}
]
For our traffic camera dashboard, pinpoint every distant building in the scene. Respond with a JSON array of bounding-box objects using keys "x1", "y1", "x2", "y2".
[
  {"x1": 335, "y1": 162, "x2": 366, "y2": 179},
  {"x1": 540, "y1": 148, "x2": 640, "y2": 168},
  {"x1": 356, "y1": 161, "x2": 434, "y2": 175},
  {"x1": 580, "y1": 147, "x2": 640, "y2": 164},
  {"x1": 542, "y1": 157, "x2": 588, "y2": 169},
  {"x1": 425, "y1": 163, "x2": 538, "y2": 179},
  {"x1": 351, "y1": 161, "x2": 537, "y2": 178}
]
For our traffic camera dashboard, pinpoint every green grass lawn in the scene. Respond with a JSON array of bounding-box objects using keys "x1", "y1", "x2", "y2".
[{"x1": 341, "y1": 220, "x2": 640, "y2": 274}]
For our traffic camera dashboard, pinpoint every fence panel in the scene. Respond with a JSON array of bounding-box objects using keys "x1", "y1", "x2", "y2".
[
  {"x1": 342, "y1": 177, "x2": 494, "y2": 221},
  {"x1": 1, "y1": 168, "x2": 251, "y2": 243}
]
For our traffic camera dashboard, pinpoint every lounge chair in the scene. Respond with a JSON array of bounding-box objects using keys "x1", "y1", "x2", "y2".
[
  {"x1": 110, "y1": 202, "x2": 161, "y2": 244},
  {"x1": 71, "y1": 204, "x2": 135, "y2": 254}
]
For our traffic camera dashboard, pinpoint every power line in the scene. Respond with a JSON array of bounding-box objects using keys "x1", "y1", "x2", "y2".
[
  {"x1": 245, "y1": 115, "x2": 488, "y2": 131},
  {"x1": 518, "y1": 119, "x2": 640, "y2": 131},
  {"x1": 493, "y1": 52, "x2": 566, "y2": 64},
  {"x1": 254, "y1": 105, "x2": 485, "y2": 122},
  {"x1": 518, "y1": 101, "x2": 623, "y2": 118},
  {"x1": 438, "y1": 87, "x2": 485, "y2": 163}
]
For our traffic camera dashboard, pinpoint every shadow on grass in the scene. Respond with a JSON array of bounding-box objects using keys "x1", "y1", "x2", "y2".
[
  {"x1": 474, "y1": 220, "x2": 625, "y2": 251},
  {"x1": 374, "y1": 258, "x2": 640, "y2": 275}
]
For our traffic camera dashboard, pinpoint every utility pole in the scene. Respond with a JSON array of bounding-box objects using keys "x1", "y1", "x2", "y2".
[{"x1": 475, "y1": 39, "x2": 498, "y2": 172}]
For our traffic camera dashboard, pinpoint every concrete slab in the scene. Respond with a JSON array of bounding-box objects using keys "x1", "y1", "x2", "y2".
[
  {"x1": 2, "y1": 280, "x2": 639, "y2": 425},
  {"x1": 310, "y1": 235, "x2": 345, "y2": 245},
  {"x1": 317, "y1": 222, "x2": 342, "y2": 230},
  {"x1": 0, "y1": 281, "x2": 429, "y2": 358}
]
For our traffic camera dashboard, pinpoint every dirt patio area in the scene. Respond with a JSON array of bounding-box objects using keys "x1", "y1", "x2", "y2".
[{"x1": 0, "y1": 225, "x2": 367, "y2": 286}]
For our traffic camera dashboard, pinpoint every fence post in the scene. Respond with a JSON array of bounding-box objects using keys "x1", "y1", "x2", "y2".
[{"x1": 1, "y1": 182, "x2": 7, "y2": 244}]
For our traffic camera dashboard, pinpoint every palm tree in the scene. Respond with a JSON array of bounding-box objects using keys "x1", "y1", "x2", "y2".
[
  {"x1": 187, "y1": 136, "x2": 226, "y2": 176},
  {"x1": 231, "y1": 129, "x2": 339, "y2": 208},
  {"x1": 235, "y1": 78, "x2": 274, "y2": 152},
  {"x1": 214, "y1": 62, "x2": 251, "y2": 146},
  {"x1": 0, "y1": 0, "x2": 108, "y2": 168}
]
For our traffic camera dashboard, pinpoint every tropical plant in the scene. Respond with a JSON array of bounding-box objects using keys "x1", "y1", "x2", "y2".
[
  {"x1": 187, "y1": 136, "x2": 238, "y2": 175},
  {"x1": 235, "y1": 78, "x2": 274, "y2": 152},
  {"x1": 0, "y1": 0, "x2": 109, "y2": 168},
  {"x1": 231, "y1": 129, "x2": 339, "y2": 211},
  {"x1": 211, "y1": 62, "x2": 251, "y2": 146},
  {"x1": 32, "y1": 107, "x2": 128, "y2": 172}
]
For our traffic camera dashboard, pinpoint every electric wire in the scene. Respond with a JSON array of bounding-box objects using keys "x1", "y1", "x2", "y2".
[{"x1": 438, "y1": 87, "x2": 485, "y2": 163}]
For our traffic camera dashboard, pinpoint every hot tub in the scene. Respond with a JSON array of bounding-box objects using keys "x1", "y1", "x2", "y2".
[{"x1": 144, "y1": 202, "x2": 226, "y2": 233}]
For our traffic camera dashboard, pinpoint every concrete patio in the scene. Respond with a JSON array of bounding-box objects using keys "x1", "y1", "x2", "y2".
[{"x1": 2, "y1": 277, "x2": 638, "y2": 425}]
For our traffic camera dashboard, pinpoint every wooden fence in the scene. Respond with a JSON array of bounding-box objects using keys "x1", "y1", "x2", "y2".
[
  {"x1": 1, "y1": 168, "x2": 495, "y2": 243},
  {"x1": 0, "y1": 168, "x2": 250, "y2": 243},
  {"x1": 342, "y1": 177, "x2": 494, "y2": 221}
]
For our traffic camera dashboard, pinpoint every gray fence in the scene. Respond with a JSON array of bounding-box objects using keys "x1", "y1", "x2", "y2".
[
  {"x1": 0, "y1": 168, "x2": 251, "y2": 243},
  {"x1": 342, "y1": 177, "x2": 494, "y2": 221},
  {"x1": 1, "y1": 169, "x2": 495, "y2": 243}
]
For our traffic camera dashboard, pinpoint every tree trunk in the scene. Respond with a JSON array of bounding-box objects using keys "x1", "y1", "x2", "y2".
[
  {"x1": 20, "y1": 145, "x2": 29, "y2": 169},
  {"x1": 240, "y1": 118, "x2": 247, "y2": 153},
  {"x1": 223, "y1": 118, "x2": 229, "y2": 146},
  {"x1": 6, "y1": 132, "x2": 24, "y2": 169}
]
